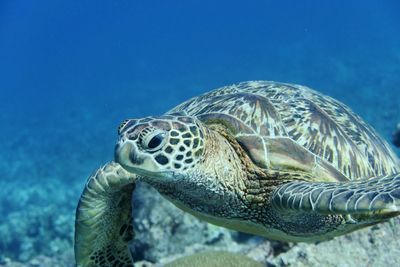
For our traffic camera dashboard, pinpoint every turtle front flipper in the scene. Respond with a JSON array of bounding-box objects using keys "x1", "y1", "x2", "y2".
[
  {"x1": 75, "y1": 161, "x2": 136, "y2": 267},
  {"x1": 272, "y1": 173, "x2": 400, "y2": 216}
]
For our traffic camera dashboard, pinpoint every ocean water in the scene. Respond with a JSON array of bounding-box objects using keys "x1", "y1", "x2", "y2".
[{"x1": 0, "y1": 0, "x2": 399, "y2": 265}]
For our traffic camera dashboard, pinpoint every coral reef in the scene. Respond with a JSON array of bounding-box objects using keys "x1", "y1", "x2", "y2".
[
  {"x1": 164, "y1": 251, "x2": 263, "y2": 267},
  {"x1": 0, "y1": 251, "x2": 74, "y2": 267},
  {"x1": 266, "y1": 218, "x2": 400, "y2": 266},
  {"x1": 0, "y1": 180, "x2": 78, "y2": 262}
]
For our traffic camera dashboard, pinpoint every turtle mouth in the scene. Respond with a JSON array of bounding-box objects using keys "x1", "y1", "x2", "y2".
[
  {"x1": 119, "y1": 164, "x2": 174, "y2": 178},
  {"x1": 115, "y1": 141, "x2": 144, "y2": 168},
  {"x1": 115, "y1": 140, "x2": 174, "y2": 177},
  {"x1": 114, "y1": 141, "x2": 133, "y2": 166}
]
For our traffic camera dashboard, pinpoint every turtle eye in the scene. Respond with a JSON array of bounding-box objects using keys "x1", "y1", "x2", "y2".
[{"x1": 141, "y1": 130, "x2": 167, "y2": 151}]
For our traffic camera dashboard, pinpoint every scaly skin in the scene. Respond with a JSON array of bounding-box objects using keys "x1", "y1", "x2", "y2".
[{"x1": 75, "y1": 162, "x2": 136, "y2": 267}]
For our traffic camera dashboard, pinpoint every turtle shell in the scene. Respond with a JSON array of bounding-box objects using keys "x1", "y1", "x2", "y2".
[{"x1": 169, "y1": 81, "x2": 400, "y2": 182}]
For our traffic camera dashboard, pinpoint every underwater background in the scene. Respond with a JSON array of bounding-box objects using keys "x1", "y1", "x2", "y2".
[{"x1": 1, "y1": 0, "x2": 400, "y2": 266}]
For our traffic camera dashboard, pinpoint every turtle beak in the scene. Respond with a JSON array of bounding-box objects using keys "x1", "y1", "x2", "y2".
[
  {"x1": 115, "y1": 139, "x2": 148, "y2": 171},
  {"x1": 115, "y1": 140, "x2": 136, "y2": 168}
]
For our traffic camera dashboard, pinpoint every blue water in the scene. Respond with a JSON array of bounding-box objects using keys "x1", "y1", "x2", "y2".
[{"x1": 0, "y1": 0, "x2": 399, "y2": 264}]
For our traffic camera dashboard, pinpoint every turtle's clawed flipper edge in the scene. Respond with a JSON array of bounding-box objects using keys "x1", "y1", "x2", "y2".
[
  {"x1": 272, "y1": 173, "x2": 400, "y2": 217},
  {"x1": 75, "y1": 162, "x2": 137, "y2": 267}
]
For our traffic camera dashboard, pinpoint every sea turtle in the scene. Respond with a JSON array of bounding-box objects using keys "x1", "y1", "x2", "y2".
[{"x1": 75, "y1": 81, "x2": 400, "y2": 267}]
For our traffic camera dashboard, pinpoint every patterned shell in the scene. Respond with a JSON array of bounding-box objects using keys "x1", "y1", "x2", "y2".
[{"x1": 169, "y1": 81, "x2": 400, "y2": 182}]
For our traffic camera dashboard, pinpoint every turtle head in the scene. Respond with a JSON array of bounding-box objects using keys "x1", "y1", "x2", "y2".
[
  {"x1": 115, "y1": 115, "x2": 205, "y2": 178},
  {"x1": 116, "y1": 114, "x2": 248, "y2": 220}
]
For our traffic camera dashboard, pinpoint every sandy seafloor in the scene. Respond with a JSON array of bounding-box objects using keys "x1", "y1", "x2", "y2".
[{"x1": 0, "y1": 1, "x2": 400, "y2": 266}]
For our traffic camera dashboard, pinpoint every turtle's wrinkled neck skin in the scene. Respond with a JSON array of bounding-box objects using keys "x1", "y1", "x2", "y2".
[{"x1": 148, "y1": 124, "x2": 250, "y2": 217}]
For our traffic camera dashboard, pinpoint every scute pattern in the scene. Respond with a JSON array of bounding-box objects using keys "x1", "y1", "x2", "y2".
[
  {"x1": 170, "y1": 81, "x2": 400, "y2": 181},
  {"x1": 268, "y1": 84, "x2": 399, "y2": 179},
  {"x1": 303, "y1": 89, "x2": 399, "y2": 176},
  {"x1": 187, "y1": 93, "x2": 287, "y2": 137},
  {"x1": 279, "y1": 96, "x2": 376, "y2": 179}
]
